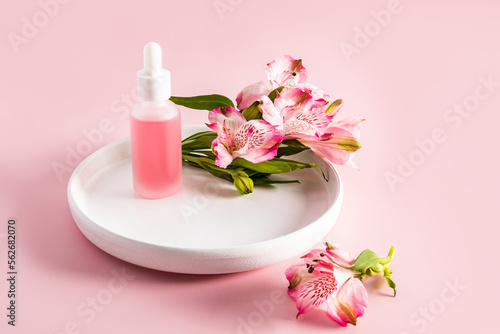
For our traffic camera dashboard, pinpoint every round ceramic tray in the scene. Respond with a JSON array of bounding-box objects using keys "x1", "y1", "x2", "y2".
[{"x1": 67, "y1": 125, "x2": 343, "y2": 274}]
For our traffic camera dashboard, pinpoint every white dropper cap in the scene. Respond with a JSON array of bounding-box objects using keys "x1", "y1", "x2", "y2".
[{"x1": 137, "y1": 42, "x2": 171, "y2": 101}]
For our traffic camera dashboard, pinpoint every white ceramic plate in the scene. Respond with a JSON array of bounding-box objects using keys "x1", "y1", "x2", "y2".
[{"x1": 67, "y1": 125, "x2": 343, "y2": 274}]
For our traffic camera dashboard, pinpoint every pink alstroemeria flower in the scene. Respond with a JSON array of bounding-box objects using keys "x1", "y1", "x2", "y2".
[
  {"x1": 236, "y1": 55, "x2": 308, "y2": 110},
  {"x1": 206, "y1": 106, "x2": 283, "y2": 168},
  {"x1": 259, "y1": 88, "x2": 363, "y2": 167},
  {"x1": 259, "y1": 89, "x2": 333, "y2": 139},
  {"x1": 286, "y1": 245, "x2": 368, "y2": 327}
]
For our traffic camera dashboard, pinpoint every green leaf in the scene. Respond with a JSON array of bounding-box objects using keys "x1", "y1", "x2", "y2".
[
  {"x1": 170, "y1": 94, "x2": 234, "y2": 110},
  {"x1": 183, "y1": 160, "x2": 204, "y2": 169},
  {"x1": 197, "y1": 151, "x2": 216, "y2": 159},
  {"x1": 201, "y1": 167, "x2": 233, "y2": 183},
  {"x1": 182, "y1": 151, "x2": 217, "y2": 161},
  {"x1": 182, "y1": 131, "x2": 217, "y2": 151},
  {"x1": 245, "y1": 171, "x2": 270, "y2": 178},
  {"x1": 282, "y1": 139, "x2": 308, "y2": 148},
  {"x1": 277, "y1": 139, "x2": 310, "y2": 157},
  {"x1": 252, "y1": 177, "x2": 301, "y2": 185},
  {"x1": 349, "y1": 250, "x2": 381, "y2": 273},
  {"x1": 268, "y1": 86, "x2": 285, "y2": 102},
  {"x1": 384, "y1": 275, "x2": 397, "y2": 297},
  {"x1": 182, "y1": 139, "x2": 215, "y2": 151},
  {"x1": 276, "y1": 145, "x2": 310, "y2": 158},
  {"x1": 195, "y1": 159, "x2": 233, "y2": 183},
  {"x1": 230, "y1": 157, "x2": 318, "y2": 174},
  {"x1": 182, "y1": 131, "x2": 216, "y2": 144}
]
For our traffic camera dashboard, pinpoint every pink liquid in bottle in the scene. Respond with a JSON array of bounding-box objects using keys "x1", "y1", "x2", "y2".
[
  {"x1": 130, "y1": 42, "x2": 182, "y2": 199},
  {"x1": 130, "y1": 101, "x2": 182, "y2": 199}
]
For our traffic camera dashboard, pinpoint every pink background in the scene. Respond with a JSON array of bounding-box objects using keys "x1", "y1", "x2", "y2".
[{"x1": 1, "y1": 0, "x2": 499, "y2": 333}]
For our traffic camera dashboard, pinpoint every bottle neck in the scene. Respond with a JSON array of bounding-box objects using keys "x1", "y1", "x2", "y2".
[{"x1": 137, "y1": 69, "x2": 171, "y2": 101}]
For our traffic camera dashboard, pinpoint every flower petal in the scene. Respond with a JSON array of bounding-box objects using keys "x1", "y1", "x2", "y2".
[
  {"x1": 325, "y1": 243, "x2": 356, "y2": 268},
  {"x1": 322, "y1": 99, "x2": 344, "y2": 117},
  {"x1": 265, "y1": 55, "x2": 308, "y2": 89},
  {"x1": 212, "y1": 138, "x2": 234, "y2": 168},
  {"x1": 259, "y1": 95, "x2": 284, "y2": 127},
  {"x1": 236, "y1": 81, "x2": 271, "y2": 110},
  {"x1": 326, "y1": 278, "x2": 368, "y2": 327},
  {"x1": 275, "y1": 87, "x2": 315, "y2": 111},
  {"x1": 296, "y1": 273, "x2": 337, "y2": 317},
  {"x1": 322, "y1": 117, "x2": 364, "y2": 142},
  {"x1": 239, "y1": 144, "x2": 281, "y2": 164},
  {"x1": 286, "y1": 261, "x2": 309, "y2": 290},
  {"x1": 301, "y1": 139, "x2": 356, "y2": 165},
  {"x1": 299, "y1": 118, "x2": 364, "y2": 166},
  {"x1": 286, "y1": 261, "x2": 338, "y2": 317},
  {"x1": 233, "y1": 119, "x2": 283, "y2": 163},
  {"x1": 300, "y1": 249, "x2": 335, "y2": 272},
  {"x1": 208, "y1": 106, "x2": 247, "y2": 132},
  {"x1": 208, "y1": 107, "x2": 249, "y2": 168},
  {"x1": 270, "y1": 88, "x2": 332, "y2": 138},
  {"x1": 296, "y1": 83, "x2": 329, "y2": 108},
  {"x1": 284, "y1": 108, "x2": 332, "y2": 138}
]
